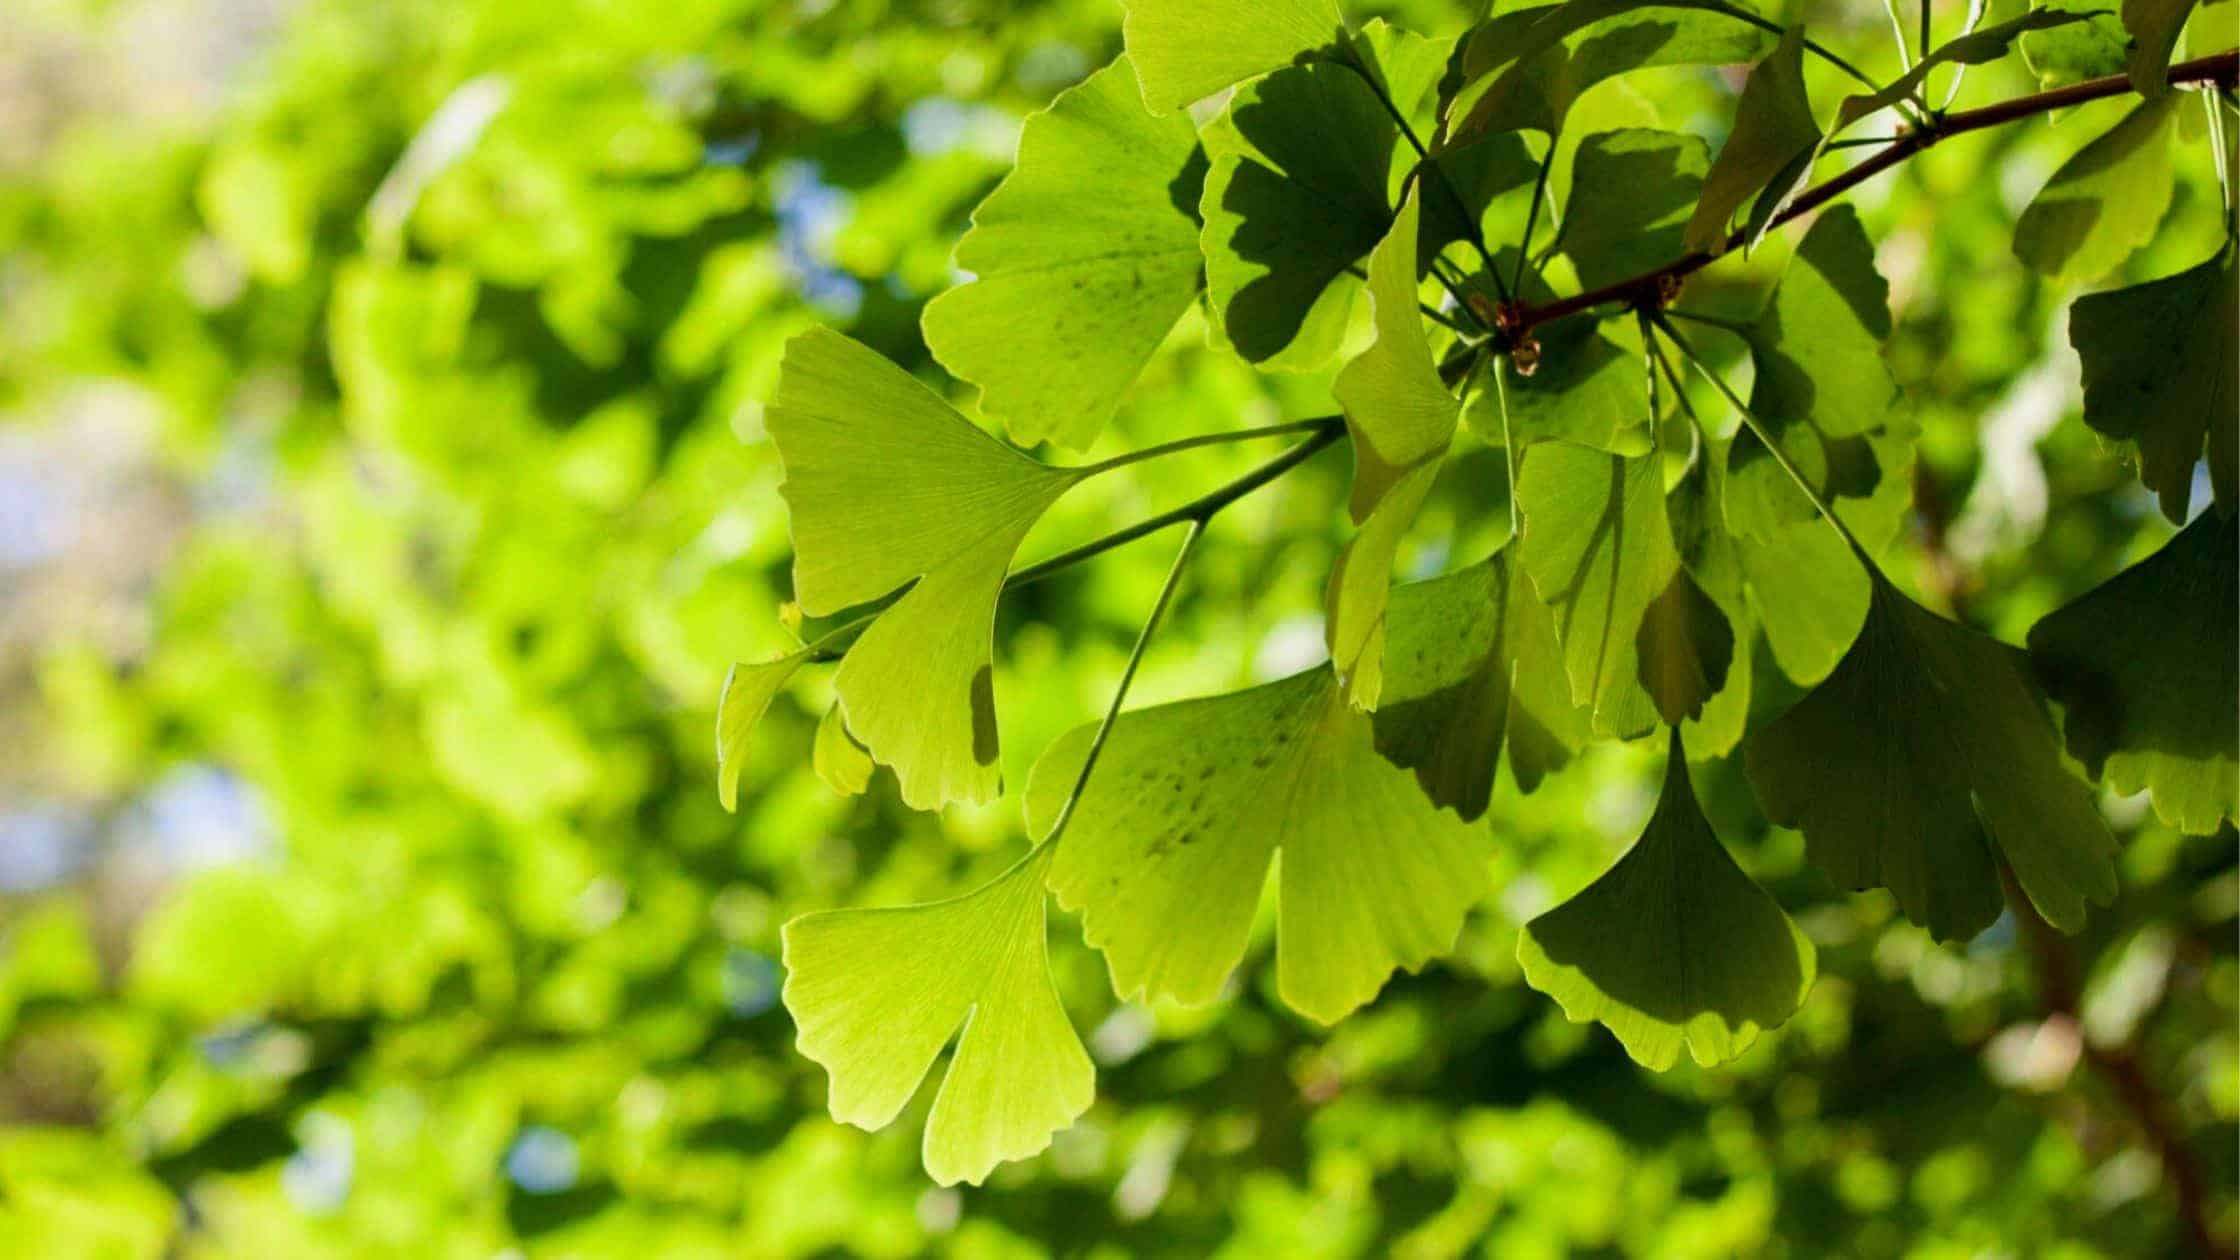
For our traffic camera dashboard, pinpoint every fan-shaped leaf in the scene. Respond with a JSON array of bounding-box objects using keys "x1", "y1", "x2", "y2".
[
  {"x1": 781, "y1": 849, "x2": 1092, "y2": 1186},
  {"x1": 1685, "y1": 25, "x2": 1818, "y2": 252},
  {"x1": 812, "y1": 702, "x2": 875, "y2": 797},
  {"x1": 1558, "y1": 130, "x2": 1709, "y2": 292},
  {"x1": 1025, "y1": 666, "x2": 1486, "y2": 1025},
  {"x1": 717, "y1": 653, "x2": 810, "y2": 811},
  {"x1": 2013, "y1": 93, "x2": 2179, "y2": 287},
  {"x1": 923, "y1": 57, "x2": 1207, "y2": 450},
  {"x1": 1520, "y1": 730, "x2": 1815, "y2": 1069},
  {"x1": 1121, "y1": 0, "x2": 1347, "y2": 115}
]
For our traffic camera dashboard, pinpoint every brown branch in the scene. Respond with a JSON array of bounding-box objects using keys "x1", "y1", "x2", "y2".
[{"x1": 1510, "y1": 51, "x2": 2240, "y2": 338}]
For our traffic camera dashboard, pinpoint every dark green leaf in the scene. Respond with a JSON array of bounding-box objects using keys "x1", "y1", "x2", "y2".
[
  {"x1": 2121, "y1": 0, "x2": 2204, "y2": 96},
  {"x1": 1557, "y1": 129, "x2": 1709, "y2": 292},
  {"x1": 1685, "y1": 25, "x2": 1819, "y2": 253}
]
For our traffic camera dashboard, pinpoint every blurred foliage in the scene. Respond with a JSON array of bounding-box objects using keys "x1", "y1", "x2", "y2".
[{"x1": 0, "y1": 0, "x2": 2232, "y2": 1255}]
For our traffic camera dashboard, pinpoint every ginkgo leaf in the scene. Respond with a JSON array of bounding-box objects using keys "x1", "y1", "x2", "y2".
[
  {"x1": 1518, "y1": 442, "x2": 1732, "y2": 734},
  {"x1": 1328, "y1": 188, "x2": 1460, "y2": 707},
  {"x1": 922, "y1": 57, "x2": 1207, "y2": 450},
  {"x1": 2020, "y1": 0, "x2": 2130, "y2": 86},
  {"x1": 1025, "y1": 665, "x2": 1487, "y2": 1025},
  {"x1": 1834, "y1": 11, "x2": 2092, "y2": 129},
  {"x1": 768, "y1": 328, "x2": 1084, "y2": 809},
  {"x1": 781, "y1": 849, "x2": 1093, "y2": 1186},
  {"x1": 1464, "y1": 255, "x2": 1650, "y2": 453},
  {"x1": 1197, "y1": 23, "x2": 1443, "y2": 370},
  {"x1": 1667, "y1": 450, "x2": 1755, "y2": 757},
  {"x1": 1745, "y1": 572, "x2": 2119, "y2": 941},
  {"x1": 2012, "y1": 93, "x2": 2179, "y2": 286},
  {"x1": 1685, "y1": 24, "x2": 1818, "y2": 253},
  {"x1": 2122, "y1": 0, "x2": 2205, "y2": 95},
  {"x1": 1418, "y1": 133, "x2": 1542, "y2": 265},
  {"x1": 1443, "y1": 0, "x2": 1768, "y2": 147},
  {"x1": 1520, "y1": 730, "x2": 1815, "y2": 1069},
  {"x1": 717, "y1": 652, "x2": 810, "y2": 811},
  {"x1": 2068, "y1": 248, "x2": 2238, "y2": 523},
  {"x1": 1373, "y1": 550, "x2": 1592, "y2": 820},
  {"x1": 813, "y1": 702, "x2": 875, "y2": 797},
  {"x1": 2029, "y1": 509, "x2": 2238, "y2": 835},
  {"x1": 1736, "y1": 520, "x2": 1868, "y2": 686},
  {"x1": 1558, "y1": 130, "x2": 1709, "y2": 292},
  {"x1": 1120, "y1": 0, "x2": 1347, "y2": 115}
]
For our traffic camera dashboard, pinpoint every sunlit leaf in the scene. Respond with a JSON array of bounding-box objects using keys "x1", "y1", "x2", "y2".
[
  {"x1": 2013, "y1": 93, "x2": 2179, "y2": 286},
  {"x1": 2067, "y1": 249, "x2": 2237, "y2": 523},
  {"x1": 769, "y1": 328, "x2": 1084, "y2": 809},
  {"x1": 1685, "y1": 25, "x2": 1818, "y2": 252},
  {"x1": 1026, "y1": 666, "x2": 1487, "y2": 1024},
  {"x1": 2029, "y1": 509, "x2": 2238, "y2": 834},
  {"x1": 1520, "y1": 730, "x2": 1814, "y2": 1069},
  {"x1": 1121, "y1": 0, "x2": 1347, "y2": 115},
  {"x1": 1373, "y1": 550, "x2": 1591, "y2": 819},
  {"x1": 813, "y1": 702, "x2": 876, "y2": 797},
  {"x1": 781, "y1": 849, "x2": 1093, "y2": 1186},
  {"x1": 922, "y1": 56, "x2": 1207, "y2": 450},
  {"x1": 1746, "y1": 573, "x2": 2119, "y2": 941},
  {"x1": 1558, "y1": 130, "x2": 1709, "y2": 291},
  {"x1": 1328, "y1": 188, "x2": 1461, "y2": 706},
  {"x1": 717, "y1": 653, "x2": 810, "y2": 811},
  {"x1": 1666, "y1": 449, "x2": 1754, "y2": 757}
]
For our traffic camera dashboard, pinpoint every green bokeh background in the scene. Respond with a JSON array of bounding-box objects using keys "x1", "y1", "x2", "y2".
[{"x1": 0, "y1": 0, "x2": 2232, "y2": 1255}]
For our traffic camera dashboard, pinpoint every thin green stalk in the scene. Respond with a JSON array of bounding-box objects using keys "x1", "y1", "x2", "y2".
[
  {"x1": 1488, "y1": 359, "x2": 1524, "y2": 538},
  {"x1": 1653, "y1": 314, "x2": 1867, "y2": 555},
  {"x1": 1079, "y1": 416, "x2": 1343, "y2": 475},
  {"x1": 1879, "y1": 0, "x2": 1916, "y2": 75},
  {"x1": 1664, "y1": 307, "x2": 1750, "y2": 334},
  {"x1": 1919, "y1": 0, "x2": 1932, "y2": 65},
  {"x1": 1647, "y1": 329, "x2": 1708, "y2": 470},
  {"x1": 1513, "y1": 142, "x2": 1556, "y2": 295},
  {"x1": 1032, "y1": 519, "x2": 1204, "y2": 852}
]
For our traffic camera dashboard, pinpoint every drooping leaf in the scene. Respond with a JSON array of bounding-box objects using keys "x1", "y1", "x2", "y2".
[
  {"x1": 716, "y1": 652, "x2": 810, "y2": 811},
  {"x1": 1519, "y1": 730, "x2": 1815, "y2": 1069},
  {"x1": 768, "y1": 328, "x2": 1084, "y2": 809},
  {"x1": 1025, "y1": 666, "x2": 1487, "y2": 1025},
  {"x1": 1443, "y1": 1, "x2": 1770, "y2": 147},
  {"x1": 1197, "y1": 24, "x2": 1444, "y2": 370},
  {"x1": 2122, "y1": 0, "x2": 2205, "y2": 95},
  {"x1": 922, "y1": 57, "x2": 1207, "y2": 450},
  {"x1": 2029, "y1": 509, "x2": 2238, "y2": 834},
  {"x1": 1120, "y1": 0, "x2": 1347, "y2": 114},
  {"x1": 2068, "y1": 249, "x2": 2238, "y2": 523},
  {"x1": 1685, "y1": 25, "x2": 1818, "y2": 252},
  {"x1": 1328, "y1": 188, "x2": 1461, "y2": 706},
  {"x1": 1745, "y1": 573, "x2": 2120, "y2": 941},
  {"x1": 1557, "y1": 130, "x2": 1710, "y2": 292},
  {"x1": 1372, "y1": 549, "x2": 1592, "y2": 819},
  {"x1": 1519, "y1": 442, "x2": 1732, "y2": 733},
  {"x1": 813, "y1": 702, "x2": 875, "y2": 797},
  {"x1": 781, "y1": 849, "x2": 1093, "y2": 1186},
  {"x1": 1835, "y1": 10, "x2": 2095, "y2": 129},
  {"x1": 2013, "y1": 93, "x2": 2179, "y2": 286}
]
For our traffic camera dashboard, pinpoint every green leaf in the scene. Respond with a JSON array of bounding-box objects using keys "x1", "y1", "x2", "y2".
[
  {"x1": 1419, "y1": 134, "x2": 1542, "y2": 265},
  {"x1": 1684, "y1": 25, "x2": 1818, "y2": 253},
  {"x1": 1745, "y1": 573, "x2": 2119, "y2": 941},
  {"x1": 1121, "y1": 0, "x2": 1347, "y2": 115},
  {"x1": 1518, "y1": 442, "x2": 1733, "y2": 733},
  {"x1": 717, "y1": 653, "x2": 809, "y2": 812},
  {"x1": 922, "y1": 57, "x2": 1207, "y2": 450},
  {"x1": 813, "y1": 702, "x2": 875, "y2": 797},
  {"x1": 1443, "y1": 1, "x2": 1770, "y2": 147},
  {"x1": 1558, "y1": 130, "x2": 1709, "y2": 292},
  {"x1": 1519, "y1": 730, "x2": 1815, "y2": 1069},
  {"x1": 1197, "y1": 24, "x2": 1443, "y2": 370},
  {"x1": 1464, "y1": 256, "x2": 1651, "y2": 454},
  {"x1": 2020, "y1": 0, "x2": 2130, "y2": 86},
  {"x1": 1026, "y1": 666, "x2": 1487, "y2": 1024},
  {"x1": 2012, "y1": 93, "x2": 2179, "y2": 286},
  {"x1": 1735, "y1": 520, "x2": 1868, "y2": 686},
  {"x1": 1835, "y1": 11, "x2": 2094, "y2": 129},
  {"x1": 2029, "y1": 509, "x2": 2238, "y2": 834},
  {"x1": 1667, "y1": 450, "x2": 1754, "y2": 756},
  {"x1": 769, "y1": 328, "x2": 1084, "y2": 809},
  {"x1": 1328, "y1": 188, "x2": 1461, "y2": 706},
  {"x1": 2122, "y1": 0, "x2": 2203, "y2": 95},
  {"x1": 781, "y1": 849, "x2": 1093, "y2": 1186},
  {"x1": 2068, "y1": 249, "x2": 2238, "y2": 523},
  {"x1": 1372, "y1": 550, "x2": 1592, "y2": 819}
]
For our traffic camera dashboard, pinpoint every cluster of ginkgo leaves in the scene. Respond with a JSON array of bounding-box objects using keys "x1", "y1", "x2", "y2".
[{"x1": 716, "y1": 0, "x2": 2239, "y2": 1185}]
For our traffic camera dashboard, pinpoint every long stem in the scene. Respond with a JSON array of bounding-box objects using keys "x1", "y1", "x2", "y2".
[
  {"x1": 1512, "y1": 141, "x2": 1556, "y2": 295},
  {"x1": 1510, "y1": 53, "x2": 2240, "y2": 339},
  {"x1": 1488, "y1": 360, "x2": 1523, "y2": 539},
  {"x1": 1653, "y1": 314, "x2": 1866, "y2": 555},
  {"x1": 1079, "y1": 416, "x2": 1342, "y2": 475},
  {"x1": 1878, "y1": 0, "x2": 1915, "y2": 75},
  {"x1": 1033, "y1": 520, "x2": 1204, "y2": 851}
]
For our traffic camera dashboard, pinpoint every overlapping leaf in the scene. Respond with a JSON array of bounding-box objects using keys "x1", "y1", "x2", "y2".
[
  {"x1": 1520, "y1": 731, "x2": 1814, "y2": 1069},
  {"x1": 2020, "y1": 0, "x2": 2130, "y2": 86},
  {"x1": 2122, "y1": 0, "x2": 2206, "y2": 95},
  {"x1": 1746, "y1": 573, "x2": 2119, "y2": 941},
  {"x1": 1558, "y1": 130, "x2": 1709, "y2": 291},
  {"x1": 1372, "y1": 550, "x2": 1591, "y2": 820},
  {"x1": 2029, "y1": 509, "x2": 2238, "y2": 834},
  {"x1": 1025, "y1": 666, "x2": 1486, "y2": 1024},
  {"x1": 782, "y1": 850, "x2": 1092, "y2": 1186},
  {"x1": 2013, "y1": 93, "x2": 2179, "y2": 286},
  {"x1": 1121, "y1": 0, "x2": 1347, "y2": 114},
  {"x1": 1464, "y1": 256, "x2": 1651, "y2": 453},
  {"x1": 1834, "y1": 10, "x2": 2093, "y2": 128},
  {"x1": 2068, "y1": 248, "x2": 2237, "y2": 523},
  {"x1": 768, "y1": 328, "x2": 1084, "y2": 810},
  {"x1": 1667, "y1": 451, "x2": 1755, "y2": 757},
  {"x1": 922, "y1": 57, "x2": 1207, "y2": 450},
  {"x1": 1685, "y1": 24, "x2": 1817, "y2": 252},
  {"x1": 716, "y1": 652, "x2": 810, "y2": 811},
  {"x1": 1328, "y1": 188, "x2": 1460, "y2": 707},
  {"x1": 813, "y1": 702, "x2": 875, "y2": 797}
]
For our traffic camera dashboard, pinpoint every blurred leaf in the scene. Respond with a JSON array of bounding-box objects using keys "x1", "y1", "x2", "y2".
[
  {"x1": 1835, "y1": 10, "x2": 2093, "y2": 128},
  {"x1": 2013, "y1": 94, "x2": 2179, "y2": 286},
  {"x1": 2122, "y1": 0, "x2": 2204, "y2": 95},
  {"x1": 2020, "y1": 0, "x2": 2130, "y2": 85}
]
